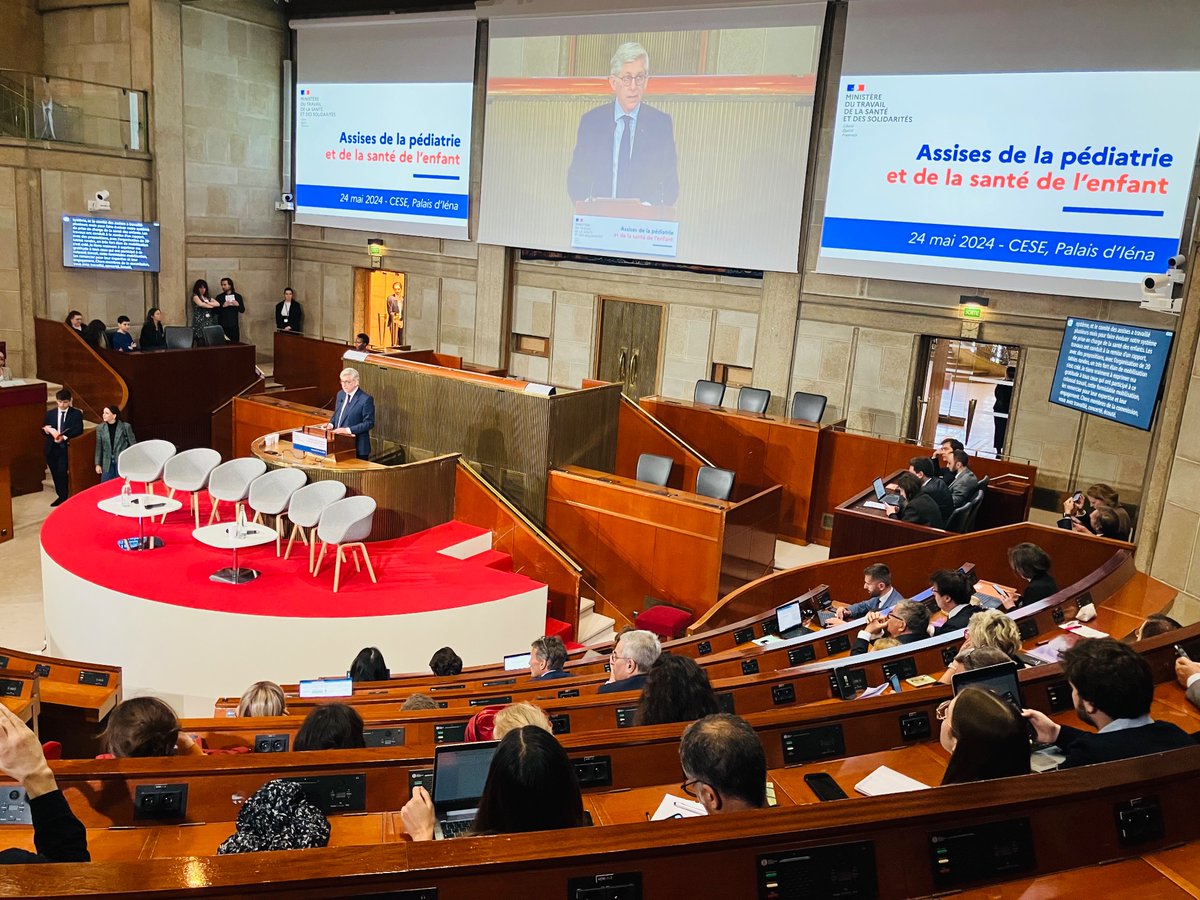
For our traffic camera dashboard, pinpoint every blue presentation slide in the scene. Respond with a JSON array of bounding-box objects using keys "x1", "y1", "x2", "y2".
[
  {"x1": 294, "y1": 83, "x2": 472, "y2": 238},
  {"x1": 818, "y1": 71, "x2": 1200, "y2": 299},
  {"x1": 1049, "y1": 318, "x2": 1174, "y2": 431}
]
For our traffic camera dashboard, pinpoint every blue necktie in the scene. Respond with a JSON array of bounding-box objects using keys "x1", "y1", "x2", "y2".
[{"x1": 616, "y1": 115, "x2": 632, "y2": 198}]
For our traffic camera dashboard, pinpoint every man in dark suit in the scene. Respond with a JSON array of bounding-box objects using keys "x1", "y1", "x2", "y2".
[
  {"x1": 885, "y1": 472, "x2": 945, "y2": 529},
  {"x1": 325, "y1": 367, "x2": 375, "y2": 460},
  {"x1": 274, "y1": 287, "x2": 303, "y2": 333},
  {"x1": 948, "y1": 448, "x2": 980, "y2": 508},
  {"x1": 908, "y1": 456, "x2": 955, "y2": 523},
  {"x1": 528, "y1": 635, "x2": 572, "y2": 681},
  {"x1": 598, "y1": 629, "x2": 660, "y2": 694},
  {"x1": 1024, "y1": 638, "x2": 1195, "y2": 767},
  {"x1": 43, "y1": 389, "x2": 84, "y2": 507},
  {"x1": 934, "y1": 438, "x2": 963, "y2": 486},
  {"x1": 929, "y1": 568, "x2": 983, "y2": 636},
  {"x1": 567, "y1": 42, "x2": 678, "y2": 208},
  {"x1": 850, "y1": 600, "x2": 930, "y2": 655}
]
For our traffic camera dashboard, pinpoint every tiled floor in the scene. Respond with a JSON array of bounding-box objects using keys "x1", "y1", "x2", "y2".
[{"x1": 1, "y1": 482, "x2": 55, "y2": 652}]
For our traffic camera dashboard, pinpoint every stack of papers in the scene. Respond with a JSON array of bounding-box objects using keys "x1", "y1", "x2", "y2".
[
  {"x1": 1060, "y1": 622, "x2": 1108, "y2": 639},
  {"x1": 854, "y1": 766, "x2": 930, "y2": 796}
]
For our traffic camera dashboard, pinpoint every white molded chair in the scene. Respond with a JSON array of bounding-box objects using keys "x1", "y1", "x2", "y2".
[
  {"x1": 159, "y1": 448, "x2": 221, "y2": 529},
  {"x1": 206, "y1": 458, "x2": 267, "y2": 526},
  {"x1": 117, "y1": 440, "x2": 177, "y2": 494},
  {"x1": 312, "y1": 496, "x2": 378, "y2": 593},
  {"x1": 284, "y1": 480, "x2": 348, "y2": 573},
  {"x1": 248, "y1": 468, "x2": 308, "y2": 556}
]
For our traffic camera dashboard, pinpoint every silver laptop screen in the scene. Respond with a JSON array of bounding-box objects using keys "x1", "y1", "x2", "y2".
[{"x1": 433, "y1": 743, "x2": 499, "y2": 810}]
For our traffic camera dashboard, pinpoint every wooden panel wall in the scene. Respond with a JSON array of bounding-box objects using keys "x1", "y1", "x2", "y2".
[
  {"x1": 0, "y1": 380, "x2": 49, "y2": 495},
  {"x1": 612, "y1": 395, "x2": 710, "y2": 490},
  {"x1": 271, "y1": 331, "x2": 348, "y2": 407},
  {"x1": 34, "y1": 318, "x2": 127, "y2": 423}
]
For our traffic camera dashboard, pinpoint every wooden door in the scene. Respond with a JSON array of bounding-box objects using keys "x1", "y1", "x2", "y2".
[
  {"x1": 627, "y1": 302, "x2": 663, "y2": 400},
  {"x1": 597, "y1": 299, "x2": 635, "y2": 394}
]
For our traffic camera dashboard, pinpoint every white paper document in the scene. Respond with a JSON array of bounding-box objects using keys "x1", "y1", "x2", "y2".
[
  {"x1": 650, "y1": 793, "x2": 707, "y2": 821},
  {"x1": 854, "y1": 766, "x2": 930, "y2": 797}
]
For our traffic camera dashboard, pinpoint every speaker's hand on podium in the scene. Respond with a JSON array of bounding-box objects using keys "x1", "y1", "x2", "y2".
[{"x1": 333, "y1": 427, "x2": 352, "y2": 436}]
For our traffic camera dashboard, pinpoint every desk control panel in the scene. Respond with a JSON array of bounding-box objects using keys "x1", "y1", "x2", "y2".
[
  {"x1": 781, "y1": 725, "x2": 845, "y2": 765},
  {"x1": 568, "y1": 872, "x2": 641, "y2": 899},
  {"x1": 930, "y1": 818, "x2": 1034, "y2": 887},
  {"x1": 284, "y1": 773, "x2": 366, "y2": 814},
  {"x1": 757, "y1": 840, "x2": 877, "y2": 899}
]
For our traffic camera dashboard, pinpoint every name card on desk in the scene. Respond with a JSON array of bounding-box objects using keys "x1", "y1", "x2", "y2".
[{"x1": 291, "y1": 429, "x2": 328, "y2": 457}]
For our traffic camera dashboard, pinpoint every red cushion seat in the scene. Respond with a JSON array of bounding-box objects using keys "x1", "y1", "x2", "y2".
[{"x1": 635, "y1": 605, "x2": 693, "y2": 640}]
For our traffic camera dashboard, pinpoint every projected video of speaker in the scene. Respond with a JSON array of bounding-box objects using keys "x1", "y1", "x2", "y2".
[
  {"x1": 816, "y1": 70, "x2": 1200, "y2": 300},
  {"x1": 478, "y1": 7, "x2": 824, "y2": 273}
]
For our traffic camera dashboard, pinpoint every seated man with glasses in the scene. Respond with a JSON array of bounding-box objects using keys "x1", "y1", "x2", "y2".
[
  {"x1": 598, "y1": 629, "x2": 660, "y2": 694},
  {"x1": 850, "y1": 599, "x2": 930, "y2": 655},
  {"x1": 678, "y1": 713, "x2": 767, "y2": 814},
  {"x1": 567, "y1": 41, "x2": 679, "y2": 208}
]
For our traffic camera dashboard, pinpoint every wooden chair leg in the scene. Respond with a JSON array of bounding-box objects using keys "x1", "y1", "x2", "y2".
[
  {"x1": 253, "y1": 510, "x2": 263, "y2": 525},
  {"x1": 313, "y1": 542, "x2": 327, "y2": 577},
  {"x1": 285, "y1": 523, "x2": 300, "y2": 561},
  {"x1": 208, "y1": 499, "x2": 220, "y2": 526},
  {"x1": 333, "y1": 545, "x2": 343, "y2": 593},
  {"x1": 160, "y1": 487, "x2": 177, "y2": 524},
  {"x1": 309, "y1": 531, "x2": 317, "y2": 574},
  {"x1": 192, "y1": 493, "x2": 200, "y2": 531},
  {"x1": 351, "y1": 549, "x2": 361, "y2": 573},
  {"x1": 359, "y1": 545, "x2": 377, "y2": 584}
]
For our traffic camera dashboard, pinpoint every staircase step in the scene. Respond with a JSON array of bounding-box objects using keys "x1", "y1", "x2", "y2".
[
  {"x1": 544, "y1": 617, "x2": 574, "y2": 643},
  {"x1": 584, "y1": 628, "x2": 616, "y2": 647},
  {"x1": 578, "y1": 596, "x2": 595, "y2": 617},
  {"x1": 577, "y1": 610, "x2": 616, "y2": 644},
  {"x1": 464, "y1": 549, "x2": 512, "y2": 572}
]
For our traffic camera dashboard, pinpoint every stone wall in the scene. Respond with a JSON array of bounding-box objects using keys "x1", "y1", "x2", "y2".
[
  {"x1": 42, "y1": 5, "x2": 132, "y2": 88},
  {"x1": 0, "y1": 0, "x2": 44, "y2": 76}
]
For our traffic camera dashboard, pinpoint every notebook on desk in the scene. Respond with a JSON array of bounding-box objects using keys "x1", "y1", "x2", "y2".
[{"x1": 431, "y1": 740, "x2": 499, "y2": 840}]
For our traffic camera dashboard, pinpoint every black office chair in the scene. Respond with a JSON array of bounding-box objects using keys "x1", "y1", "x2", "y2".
[
  {"x1": 201, "y1": 324, "x2": 227, "y2": 346},
  {"x1": 737, "y1": 387, "x2": 771, "y2": 414},
  {"x1": 164, "y1": 326, "x2": 193, "y2": 350},
  {"x1": 103, "y1": 327, "x2": 119, "y2": 349},
  {"x1": 694, "y1": 379, "x2": 726, "y2": 407},
  {"x1": 790, "y1": 390, "x2": 828, "y2": 423},
  {"x1": 945, "y1": 501, "x2": 971, "y2": 533},
  {"x1": 963, "y1": 477, "x2": 988, "y2": 532},
  {"x1": 695, "y1": 465, "x2": 735, "y2": 501},
  {"x1": 635, "y1": 453, "x2": 674, "y2": 487}
]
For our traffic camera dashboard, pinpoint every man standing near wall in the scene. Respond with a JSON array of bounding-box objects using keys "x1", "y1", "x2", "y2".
[
  {"x1": 216, "y1": 278, "x2": 246, "y2": 343},
  {"x1": 43, "y1": 389, "x2": 83, "y2": 507}
]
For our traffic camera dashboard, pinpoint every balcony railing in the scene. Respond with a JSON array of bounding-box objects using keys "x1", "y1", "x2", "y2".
[{"x1": 0, "y1": 69, "x2": 147, "y2": 152}]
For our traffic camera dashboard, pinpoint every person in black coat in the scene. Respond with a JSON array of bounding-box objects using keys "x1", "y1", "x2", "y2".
[
  {"x1": 275, "y1": 287, "x2": 303, "y2": 333},
  {"x1": 140, "y1": 307, "x2": 166, "y2": 350},
  {"x1": 908, "y1": 456, "x2": 955, "y2": 524},
  {"x1": 929, "y1": 568, "x2": 984, "y2": 636},
  {"x1": 1023, "y1": 638, "x2": 1195, "y2": 768},
  {"x1": 0, "y1": 704, "x2": 89, "y2": 864},
  {"x1": 1001, "y1": 543, "x2": 1058, "y2": 609},
  {"x1": 43, "y1": 388, "x2": 84, "y2": 506},
  {"x1": 529, "y1": 636, "x2": 571, "y2": 681},
  {"x1": 885, "y1": 471, "x2": 945, "y2": 529},
  {"x1": 216, "y1": 277, "x2": 246, "y2": 342}
]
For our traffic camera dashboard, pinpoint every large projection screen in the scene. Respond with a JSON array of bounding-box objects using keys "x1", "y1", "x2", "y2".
[
  {"x1": 292, "y1": 16, "x2": 477, "y2": 240},
  {"x1": 478, "y1": 5, "x2": 825, "y2": 273},
  {"x1": 816, "y1": 0, "x2": 1200, "y2": 301}
]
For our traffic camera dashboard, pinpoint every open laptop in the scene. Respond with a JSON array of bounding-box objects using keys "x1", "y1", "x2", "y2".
[
  {"x1": 872, "y1": 477, "x2": 902, "y2": 507},
  {"x1": 431, "y1": 740, "x2": 499, "y2": 839},
  {"x1": 503, "y1": 652, "x2": 531, "y2": 671},
  {"x1": 775, "y1": 599, "x2": 807, "y2": 638}
]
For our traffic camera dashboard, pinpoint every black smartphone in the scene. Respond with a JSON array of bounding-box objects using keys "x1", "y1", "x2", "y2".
[
  {"x1": 1176, "y1": 644, "x2": 1191, "y2": 661},
  {"x1": 804, "y1": 772, "x2": 848, "y2": 801},
  {"x1": 831, "y1": 667, "x2": 855, "y2": 701}
]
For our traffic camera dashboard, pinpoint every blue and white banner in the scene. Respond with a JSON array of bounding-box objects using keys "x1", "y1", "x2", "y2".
[
  {"x1": 817, "y1": 71, "x2": 1200, "y2": 300},
  {"x1": 294, "y1": 82, "x2": 472, "y2": 238},
  {"x1": 571, "y1": 215, "x2": 679, "y2": 258}
]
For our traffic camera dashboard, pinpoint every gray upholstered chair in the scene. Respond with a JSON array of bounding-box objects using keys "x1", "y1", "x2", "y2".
[
  {"x1": 635, "y1": 453, "x2": 674, "y2": 487},
  {"x1": 737, "y1": 387, "x2": 771, "y2": 414},
  {"x1": 206, "y1": 457, "x2": 267, "y2": 526},
  {"x1": 693, "y1": 379, "x2": 726, "y2": 406},
  {"x1": 284, "y1": 480, "x2": 348, "y2": 573},
  {"x1": 159, "y1": 447, "x2": 221, "y2": 529},
  {"x1": 117, "y1": 439, "x2": 177, "y2": 494},
  {"x1": 248, "y1": 468, "x2": 308, "y2": 556},
  {"x1": 789, "y1": 391, "x2": 828, "y2": 423},
  {"x1": 313, "y1": 496, "x2": 378, "y2": 592},
  {"x1": 695, "y1": 465, "x2": 735, "y2": 501}
]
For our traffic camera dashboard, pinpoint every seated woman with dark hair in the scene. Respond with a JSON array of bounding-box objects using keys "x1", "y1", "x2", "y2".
[
  {"x1": 293, "y1": 703, "x2": 365, "y2": 751},
  {"x1": 100, "y1": 697, "x2": 204, "y2": 759},
  {"x1": 939, "y1": 687, "x2": 1031, "y2": 785},
  {"x1": 401, "y1": 726, "x2": 586, "y2": 840},
  {"x1": 1002, "y1": 543, "x2": 1057, "y2": 609},
  {"x1": 633, "y1": 654, "x2": 720, "y2": 727},
  {"x1": 349, "y1": 646, "x2": 389, "y2": 682},
  {"x1": 429, "y1": 646, "x2": 463, "y2": 677}
]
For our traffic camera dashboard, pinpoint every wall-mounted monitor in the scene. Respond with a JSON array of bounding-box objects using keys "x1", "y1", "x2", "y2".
[
  {"x1": 1049, "y1": 317, "x2": 1174, "y2": 431},
  {"x1": 62, "y1": 216, "x2": 160, "y2": 272}
]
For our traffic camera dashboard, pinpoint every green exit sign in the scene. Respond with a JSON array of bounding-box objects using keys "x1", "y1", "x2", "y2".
[{"x1": 961, "y1": 306, "x2": 982, "y2": 319}]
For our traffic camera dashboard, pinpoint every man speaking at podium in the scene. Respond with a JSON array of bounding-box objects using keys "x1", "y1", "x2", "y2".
[
  {"x1": 567, "y1": 42, "x2": 679, "y2": 207},
  {"x1": 324, "y1": 368, "x2": 375, "y2": 460}
]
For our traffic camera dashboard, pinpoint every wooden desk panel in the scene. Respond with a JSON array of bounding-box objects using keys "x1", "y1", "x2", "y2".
[
  {"x1": 612, "y1": 395, "x2": 710, "y2": 491},
  {"x1": 639, "y1": 396, "x2": 819, "y2": 543},
  {"x1": 0, "y1": 465, "x2": 10, "y2": 545},
  {"x1": 271, "y1": 331, "x2": 348, "y2": 406},
  {"x1": 771, "y1": 744, "x2": 951, "y2": 803},
  {"x1": 955, "y1": 859, "x2": 1194, "y2": 899},
  {"x1": 0, "y1": 380, "x2": 50, "y2": 495},
  {"x1": 232, "y1": 396, "x2": 327, "y2": 459},
  {"x1": 829, "y1": 470, "x2": 946, "y2": 558}
]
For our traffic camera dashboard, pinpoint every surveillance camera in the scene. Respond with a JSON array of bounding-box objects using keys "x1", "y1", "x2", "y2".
[
  {"x1": 95, "y1": 190, "x2": 109, "y2": 202},
  {"x1": 281, "y1": 192, "x2": 294, "y2": 204},
  {"x1": 1143, "y1": 273, "x2": 1170, "y2": 291},
  {"x1": 1168, "y1": 253, "x2": 1187, "y2": 269}
]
